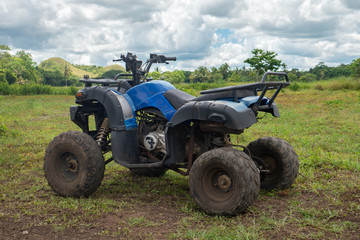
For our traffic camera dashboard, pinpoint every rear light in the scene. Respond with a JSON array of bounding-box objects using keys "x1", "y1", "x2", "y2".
[{"x1": 76, "y1": 90, "x2": 86, "y2": 99}]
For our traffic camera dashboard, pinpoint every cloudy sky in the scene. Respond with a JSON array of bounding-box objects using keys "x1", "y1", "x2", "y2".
[{"x1": 1, "y1": 0, "x2": 360, "y2": 70}]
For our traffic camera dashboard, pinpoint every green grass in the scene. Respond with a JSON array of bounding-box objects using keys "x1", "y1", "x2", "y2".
[
  {"x1": 286, "y1": 77, "x2": 360, "y2": 91},
  {"x1": 0, "y1": 88, "x2": 359, "y2": 239},
  {"x1": 0, "y1": 83, "x2": 79, "y2": 95}
]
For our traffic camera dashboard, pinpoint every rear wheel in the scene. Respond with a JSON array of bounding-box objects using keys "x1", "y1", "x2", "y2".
[
  {"x1": 246, "y1": 137, "x2": 299, "y2": 190},
  {"x1": 44, "y1": 131, "x2": 105, "y2": 197},
  {"x1": 189, "y1": 147, "x2": 260, "y2": 216}
]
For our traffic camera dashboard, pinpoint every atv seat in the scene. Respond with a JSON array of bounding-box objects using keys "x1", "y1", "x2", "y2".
[
  {"x1": 163, "y1": 89, "x2": 195, "y2": 110},
  {"x1": 164, "y1": 81, "x2": 290, "y2": 110},
  {"x1": 163, "y1": 85, "x2": 260, "y2": 110},
  {"x1": 194, "y1": 89, "x2": 255, "y2": 101}
]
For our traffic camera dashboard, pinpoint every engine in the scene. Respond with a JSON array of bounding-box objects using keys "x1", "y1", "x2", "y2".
[
  {"x1": 143, "y1": 130, "x2": 166, "y2": 154},
  {"x1": 136, "y1": 109, "x2": 167, "y2": 159}
]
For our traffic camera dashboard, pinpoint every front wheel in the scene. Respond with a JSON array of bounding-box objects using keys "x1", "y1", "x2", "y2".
[
  {"x1": 246, "y1": 137, "x2": 299, "y2": 190},
  {"x1": 44, "y1": 131, "x2": 105, "y2": 197},
  {"x1": 189, "y1": 147, "x2": 260, "y2": 216}
]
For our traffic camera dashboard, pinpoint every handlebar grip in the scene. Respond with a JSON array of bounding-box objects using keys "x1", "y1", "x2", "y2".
[{"x1": 165, "y1": 57, "x2": 176, "y2": 61}]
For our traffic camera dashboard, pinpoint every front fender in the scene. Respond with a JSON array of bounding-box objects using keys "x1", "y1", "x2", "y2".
[
  {"x1": 75, "y1": 86, "x2": 138, "y2": 130},
  {"x1": 74, "y1": 86, "x2": 139, "y2": 166}
]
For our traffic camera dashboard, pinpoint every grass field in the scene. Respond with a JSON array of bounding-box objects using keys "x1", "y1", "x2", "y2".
[{"x1": 0, "y1": 89, "x2": 359, "y2": 239}]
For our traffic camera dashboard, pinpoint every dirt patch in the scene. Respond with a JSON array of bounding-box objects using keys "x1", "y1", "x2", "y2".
[{"x1": 1, "y1": 169, "x2": 359, "y2": 239}]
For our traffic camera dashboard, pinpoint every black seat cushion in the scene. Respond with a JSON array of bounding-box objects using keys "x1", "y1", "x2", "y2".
[
  {"x1": 163, "y1": 89, "x2": 195, "y2": 110},
  {"x1": 193, "y1": 89, "x2": 255, "y2": 101}
]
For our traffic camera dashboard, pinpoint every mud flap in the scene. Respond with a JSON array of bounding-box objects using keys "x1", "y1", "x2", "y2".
[{"x1": 111, "y1": 129, "x2": 139, "y2": 165}]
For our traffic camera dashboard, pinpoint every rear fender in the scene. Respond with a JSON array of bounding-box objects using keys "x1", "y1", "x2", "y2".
[
  {"x1": 168, "y1": 100, "x2": 257, "y2": 130},
  {"x1": 164, "y1": 100, "x2": 258, "y2": 167}
]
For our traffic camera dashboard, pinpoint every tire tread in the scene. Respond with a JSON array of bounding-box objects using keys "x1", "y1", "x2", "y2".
[{"x1": 44, "y1": 131, "x2": 105, "y2": 197}]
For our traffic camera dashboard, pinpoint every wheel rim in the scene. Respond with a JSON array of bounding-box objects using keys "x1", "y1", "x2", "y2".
[
  {"x1": 261, "y1": 155, "x2": 278, "y2": 182},
  {"x1": 202, "y1": 168, "x2": 234, "y2": 203},
  {"x1": 56, "y1": 152, "x2": 80, "y2": 181}
]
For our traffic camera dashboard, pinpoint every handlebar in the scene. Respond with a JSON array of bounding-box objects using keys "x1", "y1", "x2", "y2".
[
  {"x1": 149, "y1": 54, "x2": 176, "y2": 63},
  {"x1": 165, "y1": 57, "x2": 176, "y2": 61},
  {"x1": 112, "y1": 52, "x2": 176, "y2": 85},
  {"x1": 113, "y1": 52, "x2": 138, "y2": 62}
]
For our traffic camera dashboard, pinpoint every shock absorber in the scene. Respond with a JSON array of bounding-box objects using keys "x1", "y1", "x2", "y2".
[{"x1": 96, "y1": 118, "x2": 110, "y2": 146}]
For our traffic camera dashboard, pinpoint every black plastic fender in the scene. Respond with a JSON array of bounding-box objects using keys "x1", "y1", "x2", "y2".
[
  {"x1": 74, "y1": 86, "x2": 127, "y2": 130},
  {"x1": 71, "y1": 86, "x2": 139, "y2": 166},
  {"x1": 168, "y1": 100, "x2": 257, "y2": 130}
]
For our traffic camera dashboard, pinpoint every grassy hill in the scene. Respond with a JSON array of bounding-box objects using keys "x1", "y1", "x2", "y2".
[
  {"x1": 38, "y1": 57, "x2": 125, "y2": 78},
  {"x1": 103, "y1": 64, "x2": 126, "y2": 72}
]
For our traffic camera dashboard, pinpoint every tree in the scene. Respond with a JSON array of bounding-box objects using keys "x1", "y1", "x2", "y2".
[
  {"x1": 244, "y1": 49, "x2": 285, "y2": 77},
  {"x1": 15, "y1": 50, "x2": 39, "y2": 83},
  {"x1": 310, "y1": 62, "x2": 330, "y2": 80},
  {"x1": 6, "y1": 71, "x2": 17, "y2": 84},
  {"x1": 0, "y1": 44, "x2": 10, "y2": 51},
  {"x1": 8, "y1": 60, "x2": 26, "y2": 83},
  {"x1": 41, "y1": 69, "x2": 63, "y2": 86},
  {"x1": 299, "y1": 73, "x2": 316, "y2": 82},
  {"x1": 182, "y1": 71, "x2": 191, "y2": 83},
  {"x1": 149, "y1": 67, "x2": 161, "y2": 80},
  {"x1": 190, "y1": 66, "x2": 210, "y2": 83},
  {"x1": 0, "y1": 45, "x2": 12, "y2": 83},
  {"x1": 167, "y1": 70, "x2": 185, "y2": 84},
  {"x1": 218, "y1": 63, "x2": 230, "y2": 80},
  {"x1": 149, "y1": 71, "x2": 161, "y2": 80},
  {"x1": 287, "y1": 72, "x2": 298, "y2": 82},
  {"x1": 64, "y1": 64, "x2": 72, "y2": 86},
  {"x1": 0, "y1": 46, "x2": 41, "y2": 84},
  {"x1": 349, "y1": 58, "x2": 360, "y2": 78}
]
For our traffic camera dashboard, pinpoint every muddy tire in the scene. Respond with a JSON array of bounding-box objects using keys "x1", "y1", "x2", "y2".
[
  {"x1": 189, "y1": 147, "x2": 260, "y2": 216},
  {"x1": 44, "y1": 131, "x2": 105, "y2": 197},
  {"x1": 129, "y1": 168, "x2": 167, "y2": 177},
  {"x1": 246, "y1": 137, "x2": 299, "y2": 190}
]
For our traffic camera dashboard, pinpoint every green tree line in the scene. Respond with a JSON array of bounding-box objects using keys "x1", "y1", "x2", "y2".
[
  {"x1": 0, "y1": 44, "x2": 41, "y2": 84},
  {"x1": 1, "y1": 44, "x2": 360, "y2": 87}
]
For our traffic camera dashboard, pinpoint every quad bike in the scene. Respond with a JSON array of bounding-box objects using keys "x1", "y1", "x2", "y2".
[{"x1": 44, "y1": 52, "x2": 299, "y2": 216}]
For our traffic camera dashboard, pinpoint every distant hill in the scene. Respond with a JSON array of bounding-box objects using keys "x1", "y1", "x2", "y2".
[
  {"x1": 38, "y1": 57, "x2": 126, "y2": 78},
  {"x1": 103, "y1": 64, "x2": 125, "y2": 72}
]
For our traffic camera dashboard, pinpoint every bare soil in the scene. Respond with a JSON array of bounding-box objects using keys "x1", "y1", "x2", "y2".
[{"x1": 1, "y1": 169, "x2": 359, "y2": 240}]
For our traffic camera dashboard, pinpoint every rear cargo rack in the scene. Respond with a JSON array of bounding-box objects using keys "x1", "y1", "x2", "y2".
[
  {"x1": 200, "y1": 72, "x2": 290, "y2": 107},
  {"x1": 79, "y1": 78, "x2": 122, "y2": 87}
]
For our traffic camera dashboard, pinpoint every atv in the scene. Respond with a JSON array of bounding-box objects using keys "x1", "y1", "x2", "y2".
[{"x1": 44, "y1": 52, "x2": 299, "y2": 216}]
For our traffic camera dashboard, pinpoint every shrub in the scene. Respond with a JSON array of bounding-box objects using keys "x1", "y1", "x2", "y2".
[
  {"x1": 299, "y1": 73, "x2": 317, "y2": 82},
  {"x1": 287, "y1": 72, "x2": 298, "y2": 82},
  {"x1": 289, "y1": 82, "x2": 300, "y2": 91}
]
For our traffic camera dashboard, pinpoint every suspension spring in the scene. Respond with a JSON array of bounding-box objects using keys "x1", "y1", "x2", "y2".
[{"x1": 96, "y1": 118, "x2": 110, "y2": 146}]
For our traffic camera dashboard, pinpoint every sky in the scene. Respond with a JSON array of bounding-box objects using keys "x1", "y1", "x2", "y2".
[{"x1": 1, "y1": 0, "x2": 360, "y2": 71}]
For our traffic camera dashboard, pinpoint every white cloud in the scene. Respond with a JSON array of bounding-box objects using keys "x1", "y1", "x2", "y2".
[{"x1": 0, "y1": 0, "x2": 359, "y2": 70}]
